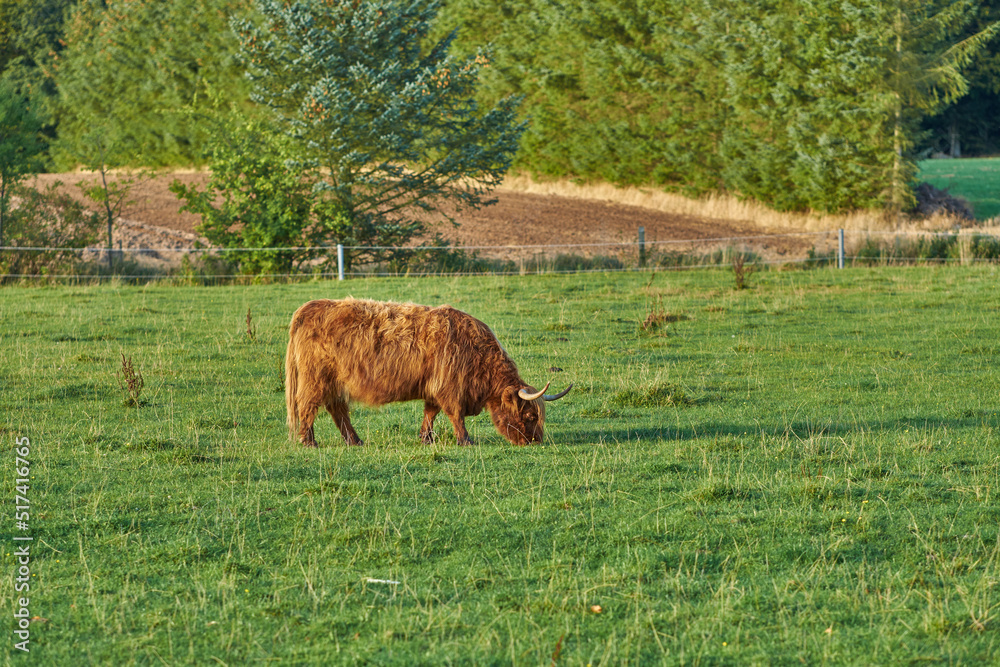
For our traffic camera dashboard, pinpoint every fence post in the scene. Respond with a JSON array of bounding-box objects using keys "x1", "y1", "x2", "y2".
[
  {"x1": 337, "y1": 244, "x2": 344, "y2": 281},
  {"x1": 838, "y1": 229, "x2": 845, "y2": 269},
  {"x1": 638, "y1": 226, "x2": 646, "y2": 268}
]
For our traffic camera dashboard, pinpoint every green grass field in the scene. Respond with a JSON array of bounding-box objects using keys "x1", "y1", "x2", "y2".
[
  {"x1": 2, "y1": 267, "x2": 1000, "y2": 664},
  {"x1": 918, "y1": 157, "x2": 1000, "y2": 221}
]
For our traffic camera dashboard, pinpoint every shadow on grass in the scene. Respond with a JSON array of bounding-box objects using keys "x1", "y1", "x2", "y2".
[{"x1": 567, "y1": 414, "x2": 997, "y2": 444}]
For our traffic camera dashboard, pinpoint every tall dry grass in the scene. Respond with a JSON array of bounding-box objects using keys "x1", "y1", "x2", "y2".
[{"x1": 500, "y1": 173, "x2": 999, "y2": 235}]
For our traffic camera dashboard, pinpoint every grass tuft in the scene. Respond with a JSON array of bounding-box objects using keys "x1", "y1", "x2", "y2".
[{"x1": 612, "y1": 383, "x2": 692, "y2": 407}]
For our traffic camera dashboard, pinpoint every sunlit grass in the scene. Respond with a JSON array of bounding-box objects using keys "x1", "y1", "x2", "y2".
[
  {"x1": 919, "y1": 157, "x2": 1000, "y2": 221},
  {"x1": 1, "y1": 267, "x2": 1000, "y2": 663}
]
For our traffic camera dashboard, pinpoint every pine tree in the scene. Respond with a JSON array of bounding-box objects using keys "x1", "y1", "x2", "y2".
[
  {"x1": 707, "y1": 0, "x2": 996, "y2": 212},
  {"x1": 52, "y1": 0, "x2": 252, "y2": 167},
  {"x1": 233, "y1": 0, "x2": 525, "y2": 268},
  {"x1": 883, "y1": 0, "x2": 999, "y2": 208}
]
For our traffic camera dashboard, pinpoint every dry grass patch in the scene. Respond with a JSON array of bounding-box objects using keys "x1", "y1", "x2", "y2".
[{"x1": 501, "y1": 174, "x2": 986, "y2": 233}]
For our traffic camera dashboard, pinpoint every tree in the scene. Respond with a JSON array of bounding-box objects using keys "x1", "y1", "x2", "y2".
[
  {"x1": 918, "y1": 0, "x2": 1000, "y2": 156},
  {"x1": 704, "y1": 0, "x2": 902, "y2": 212},
  {"x1": 230, "y1": 0, "x2": 525, "y2": 268},
  {"x1": 52, "y1": 0, "x2": 253, "y2": 167},
  {"x1": 0, "y1": 182, "x2": 101, "y2": 281},
  {"x1": 169, "y1": 114, "x2": 319, "y2": 275},
  {"x1": 700, "y1": 0, "x2": 997, "y2": 213},
  {"x1": 75, "y1": 125, "x2": 152, "y2": 272},
  {"x1": 0, "y1": 82, "x2": 44, "y2": 252},
  {"x1": 441, "y1": 0, "x2": 995, "y2": 213},
  {"x1": 883, "y1": 0, "x2": 999, "y2": 207},
  {"x1": 437, "y1": 0, "x2": 728, "y2": 194},
  {"x1": 0, "y1": 0, "x2": 77, "y2": 143}
]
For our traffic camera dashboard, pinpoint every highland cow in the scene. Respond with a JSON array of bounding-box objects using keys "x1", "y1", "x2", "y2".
[{"x1": 285, "y1": 298, "x2": 571, "y2": 447}]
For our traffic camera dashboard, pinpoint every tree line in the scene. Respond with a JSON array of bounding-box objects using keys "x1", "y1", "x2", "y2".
[{"x1": 1, "y1": 0, "x2": 998, "y2": 217}]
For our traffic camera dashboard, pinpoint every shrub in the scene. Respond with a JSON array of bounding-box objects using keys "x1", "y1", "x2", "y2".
[{"x1": 0, "y1": 183, "x2": 101, "y2": 281}]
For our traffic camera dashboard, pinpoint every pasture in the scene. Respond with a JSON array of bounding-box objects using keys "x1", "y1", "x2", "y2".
[
  {"x1": 2, "y1": 266, "x2": 1000, "y2": 664},
  {"x1": 919, "y1": 157, "x2": 1000, "y2": 221}
]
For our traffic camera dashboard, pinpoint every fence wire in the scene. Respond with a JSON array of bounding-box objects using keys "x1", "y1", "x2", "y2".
[{"x1": 1, "y1": 228, "x2": 998, "y2": 282}]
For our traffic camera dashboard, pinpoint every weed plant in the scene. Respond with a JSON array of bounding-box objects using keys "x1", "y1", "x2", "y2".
[
  {"x1": 2, "y1": 267, "x2": 1000, "y2": 663},
  {"x1": 114, "y1": 352, "x2": 145, "y2": 408}
]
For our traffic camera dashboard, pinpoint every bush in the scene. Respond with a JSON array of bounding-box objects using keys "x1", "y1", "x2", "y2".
[
  {"x1": 169, "y1": 117, "x2": 320, "y2": 276},
  {"x1": 0, "y1": 183, "x2": 101, "y2": 281}
]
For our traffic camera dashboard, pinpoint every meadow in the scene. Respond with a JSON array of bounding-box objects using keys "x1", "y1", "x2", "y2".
[
  {"x1": 919, "y1": 157, "x2": 1000, "y2": 221},
  {"x1": 1, "y1": 266, "x2": 999, "y2": 664}
]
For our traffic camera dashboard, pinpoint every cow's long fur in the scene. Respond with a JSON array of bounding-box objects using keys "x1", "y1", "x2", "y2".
[{"x1": 285, "y1": 298, "x2": 551, "y2": 446}]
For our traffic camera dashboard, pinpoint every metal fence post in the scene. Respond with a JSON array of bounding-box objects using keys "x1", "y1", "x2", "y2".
[
  {"x1": 337, "y1": 244, "x2": 344, "y2": 280},
  {"x1": 638, "y1": 226, "x2": 646, "y2": 268},
  {"x1": 838, "y1": 229, "x2": 845, "y2": 269}
]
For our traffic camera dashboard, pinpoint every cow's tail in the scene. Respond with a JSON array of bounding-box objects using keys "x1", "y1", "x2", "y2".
[{"x1": 285, "y1": 327, "x2": 299, "y2": 443}]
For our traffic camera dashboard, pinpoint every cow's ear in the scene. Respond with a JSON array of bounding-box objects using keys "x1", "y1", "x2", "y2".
[{"x1": 501, "y1": 386, "x2": 518, "y2": 410}]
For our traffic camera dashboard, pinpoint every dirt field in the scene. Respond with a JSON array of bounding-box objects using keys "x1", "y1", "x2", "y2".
[{"x1": 29, "y1": 172, "x2": 822, "y2": 263}]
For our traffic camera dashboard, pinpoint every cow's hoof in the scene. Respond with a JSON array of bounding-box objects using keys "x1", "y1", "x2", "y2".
[
  {"x1": 420, "y1": 431, "x2": 435, "y2": 445},
  {"x1": 302, "y1": 440, "x2": 319, "y2": 448},
  {"x1": 457, "y1": 438, "x2": 475, "y2": 447}
]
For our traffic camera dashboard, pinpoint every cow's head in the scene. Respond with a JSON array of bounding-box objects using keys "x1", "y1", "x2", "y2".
[{"x1": 491, "y1": 382, "x2": 572, "y2": 445}]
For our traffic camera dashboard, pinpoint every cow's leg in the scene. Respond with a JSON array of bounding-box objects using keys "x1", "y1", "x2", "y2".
[
  {"x1": 298, "y1": 411, "x2": 320, "y2": 448},
  {"x1": 420, "y1": 402, "x2": 440, "y2": 444},
  {"x1": 324, "y1": 397, "x2": 363, "y2": 446},
  {"x1": 443, "y1": 410, "x2": 474, "y2": 446},
  {"x1": 297, "y1": 394, "x2": 322, "y2": 448}
]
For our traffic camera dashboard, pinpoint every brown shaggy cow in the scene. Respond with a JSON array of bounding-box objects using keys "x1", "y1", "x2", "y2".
[{"x1": 285, "y1": 298, "x2": 571, "y2": 447}]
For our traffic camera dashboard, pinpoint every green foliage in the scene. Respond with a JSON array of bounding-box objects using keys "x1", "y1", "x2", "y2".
[
  {"x1": 438, "y1": 0, "x2": 728, "y2": 194},
  {"x1": 4, "y1": 268, "x2": 1000, "y2": 662},
  {"x1": 232, "y1": 0, "x2": 525, "y2": 268},
  {"x1": 169, "y1": 116, "x2": 327, "y2": 275},
  {"x1": 919, "y1": 0, "x2": 1000, "y2": 158},
  {"x1": 0, "y1": 0, "x2": 76, "y2": 136},
  {"x1": 51, "y1": 0, "x2": 253, "y2": 167},
  {"x1": 3, "y1": 0, "x2": 995, "y2": 212},
  {"x1": 0, "y1": 182, "x2": 101, "y2": 280},
  {"x1": 442, "y1": 0, "x2": 997, "y2": 212},
  {"x1": 0, "y1": 81, "x2": 44, "y2": 247},
  {"x1": 707, "y1": 0, "x2": 998, "y2": 212},
  {"x1": 709, "y1": 1, "x2": 900, "y2": 211}
]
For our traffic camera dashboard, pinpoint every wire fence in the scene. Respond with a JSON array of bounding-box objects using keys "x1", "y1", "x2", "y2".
[{"x1": 1, "y1": 227, "x2": 999, "y2": 283}]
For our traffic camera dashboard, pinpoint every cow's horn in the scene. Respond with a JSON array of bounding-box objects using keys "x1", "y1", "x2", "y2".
[
  {"x1": 518, "y1": 382, "x2": 550, "y2": 401},
  {"x1": 543, "y1": 383, "x2": 573, "y2": 401}
]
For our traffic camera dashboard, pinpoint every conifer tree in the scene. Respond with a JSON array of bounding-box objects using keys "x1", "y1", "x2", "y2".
[
  {"x1": 706, "y1": 0, "x2": 996, "y2": 212},
  {"x1": 52, "y1": 0, "x2": 252, "y2": 167},
  {"x1": 232, "y1": 0, "x2": 525, "y2": 267}
]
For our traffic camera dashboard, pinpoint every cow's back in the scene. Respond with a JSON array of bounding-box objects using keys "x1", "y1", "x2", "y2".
[
  {"x1": 289, "y1": 298, "x2": 516, "y2": 411},
  {"x1": 289, "y1": 298, "x2": 438, "y2": 405}
]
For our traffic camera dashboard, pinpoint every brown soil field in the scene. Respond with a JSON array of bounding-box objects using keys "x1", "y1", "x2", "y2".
[{"x1": 29, "y1": 172, "x2": 824, "y2": 263}]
